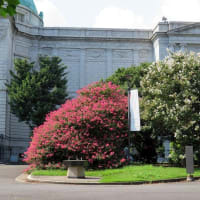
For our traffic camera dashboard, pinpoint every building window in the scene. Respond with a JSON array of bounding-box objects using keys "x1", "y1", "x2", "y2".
[{"x1": 17, "y1": 13, "x2": 25, "y2": 23}]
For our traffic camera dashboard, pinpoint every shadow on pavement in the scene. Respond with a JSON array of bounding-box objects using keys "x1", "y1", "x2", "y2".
[{"x1": 0, "y1": 161, "x2": 27, "y2": 165}]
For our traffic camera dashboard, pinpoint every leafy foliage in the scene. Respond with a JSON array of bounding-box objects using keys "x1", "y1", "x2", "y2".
[
  {"x1": 105, "y1": 63, "x2": 150, "y2": 94},
  {"x1": 141, "y1": 52, "x2": 200, "y2": 164},
  {"x1": 31, "y1": 165, "x2": 200, "y2": 183},
  {"x1": 105, "y1": 63, "x2": 157, "y2": 163},
  {"x1": 6, "y1": 56, "x2": 68, "y2": 129},
  {"x1": 0, "y1": 0, "x2": 19, "y2": 16},
  {"x1": 24, "y1": 82, "x2": 129, "y2": 170}
]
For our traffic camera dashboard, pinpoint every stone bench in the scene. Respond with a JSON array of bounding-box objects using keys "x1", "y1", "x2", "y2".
[{"x1": 63, "y1": 160, "x2": 88, "y2": 179}]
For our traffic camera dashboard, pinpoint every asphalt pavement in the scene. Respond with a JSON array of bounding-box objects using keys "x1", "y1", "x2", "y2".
[{"x1": 1, "y1": 164, "x2": 200, "y2": 200}]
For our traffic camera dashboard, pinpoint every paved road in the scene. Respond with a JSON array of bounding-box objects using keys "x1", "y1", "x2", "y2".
[{"x1": 1, "y1": 164, "x2": 200, "y2": 200}]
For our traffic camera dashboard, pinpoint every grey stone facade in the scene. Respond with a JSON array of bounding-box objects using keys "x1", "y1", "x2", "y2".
[{"x1": 1, "y1": 3, "x2": 200, "y2": 161}]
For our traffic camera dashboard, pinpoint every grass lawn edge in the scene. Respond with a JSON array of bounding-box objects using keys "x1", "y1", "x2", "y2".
[
  {"x1": 28, "y1": 173, "x2": 200, "y2": 185},
  {"x1": 30, "y1": 165, "x2": 200, "y2": 184}
]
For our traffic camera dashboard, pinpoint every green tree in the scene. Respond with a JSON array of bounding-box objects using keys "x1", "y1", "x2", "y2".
[
  {"x1": 105, "y1": 63, "x2": 157, "y2": 163},
  {"x1": 6, "y1": 55, "x2": 68, "y2": 130},
  {"x1": 141, "y1": 52, "x2": 200, "y2": 164},
  {"x1": 0, "y1": 0, "x2": 19, "y2": 16},
  {"x1": 105, "y1": 63, "x2": 150, "y2": 94}
]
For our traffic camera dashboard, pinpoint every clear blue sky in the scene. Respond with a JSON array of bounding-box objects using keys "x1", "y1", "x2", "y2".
[{"x1": 34, "y1": 0, "x2": 200, "y2": 28}]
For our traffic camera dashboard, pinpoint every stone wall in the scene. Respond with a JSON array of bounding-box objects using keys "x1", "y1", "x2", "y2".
[
  {"x1": 37, "y1": 39, "x2": 153, "y2": 97},
  {"x1": 0, "y1": 17, "x2": 13, "y2": 160},
  {"x1": 32, "y1": 28, "x2": 154, "y2": 96}
]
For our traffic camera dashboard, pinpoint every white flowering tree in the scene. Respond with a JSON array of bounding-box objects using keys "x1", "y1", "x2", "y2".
[{"x1": 141, "y1": 52, "x2": 200, "y2": 164}]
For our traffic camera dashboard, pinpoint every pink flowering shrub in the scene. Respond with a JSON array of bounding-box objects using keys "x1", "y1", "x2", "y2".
[{"x1": 24, "y1": 82, "x2": 128, "y2": 169}]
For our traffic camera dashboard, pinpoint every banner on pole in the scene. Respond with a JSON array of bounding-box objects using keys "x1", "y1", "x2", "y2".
[{"x1": 130, "y1": 89, "x2": 141, "y2": 131}]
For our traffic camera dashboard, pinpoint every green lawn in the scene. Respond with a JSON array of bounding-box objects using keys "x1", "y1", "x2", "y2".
[{"x1": 31, "y1": 165, "x2": 200, "y2": 183}]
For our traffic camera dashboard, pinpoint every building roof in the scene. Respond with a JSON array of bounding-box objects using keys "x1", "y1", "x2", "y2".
[{"x1": 19, "y1": 0, "x2": 38, "y2": 14}]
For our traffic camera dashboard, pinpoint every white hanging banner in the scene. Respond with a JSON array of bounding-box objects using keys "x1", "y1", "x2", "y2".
[{"x1": 130, "y1": 89, "x2": 141, "y2": 131}]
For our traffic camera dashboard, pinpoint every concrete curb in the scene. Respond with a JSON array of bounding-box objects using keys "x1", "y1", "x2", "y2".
[
  {"x1": 27, "y1": 174, "x2": 101, "y2": 185},
  {"x1": 16, "y1": 173, "x2": 200, "y2": 185},
  {"x1": 15, "y1": 173, "x2": 30, "y2": 183}
]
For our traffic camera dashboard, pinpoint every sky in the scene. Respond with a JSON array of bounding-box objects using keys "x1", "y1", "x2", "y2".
[{"x1": 34, "y1": 0, "x2": 200, "y2": 29}]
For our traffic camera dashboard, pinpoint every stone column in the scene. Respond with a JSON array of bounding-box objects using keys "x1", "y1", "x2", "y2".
[
  {"x1": 80, "y1": 49, "x2": 86, "y2": 88},
  {"x1": 0, "y1": 19, "x2": 12, "y2": 138},
  {"x1": 168, "y1": 43, "x2": 175, "y2": 52},
  {"x1": 52, "y1": 45, "x2": 58, "y2": 56},
  {"x1": 106, "y1": 49, "x2": 112, "y2": 77},
  {"x1": 0, "y1": 18, "x2": 13, "y2": 161},
  {"x1": 134, "y1": 50, "x2": 139, "y2": 66}
]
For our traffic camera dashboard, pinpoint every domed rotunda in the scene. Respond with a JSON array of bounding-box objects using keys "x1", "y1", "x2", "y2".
[
  {"x1": 15, "y1": 0, "x2": 43, "y2": 27},
  {"x1": 19, "y1": 0, "x2": 38, "y2": 14}
]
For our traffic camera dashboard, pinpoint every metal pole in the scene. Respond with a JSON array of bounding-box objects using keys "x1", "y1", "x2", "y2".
[{"x1": 128, "y1": 87, "x2": 131, "y2": 159}]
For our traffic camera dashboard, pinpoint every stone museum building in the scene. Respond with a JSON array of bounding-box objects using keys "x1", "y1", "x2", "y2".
[{"x1": 1, "y1": 0, "x2": 200, "y2": 161}]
